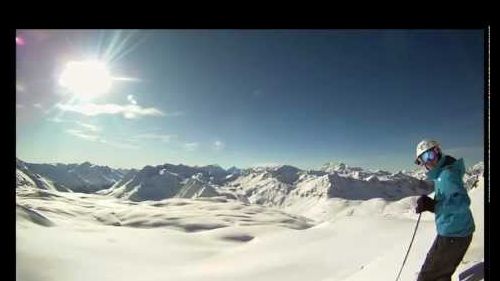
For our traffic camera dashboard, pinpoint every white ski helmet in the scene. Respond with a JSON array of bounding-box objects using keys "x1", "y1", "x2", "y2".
[{"x1": 415, "y1": 139, "x2": 440, "y2": 163}]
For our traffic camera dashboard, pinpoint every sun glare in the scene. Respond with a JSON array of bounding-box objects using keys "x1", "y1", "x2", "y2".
[{"x1": 59, "y1": 60, "x2": 112, "y2": 100}]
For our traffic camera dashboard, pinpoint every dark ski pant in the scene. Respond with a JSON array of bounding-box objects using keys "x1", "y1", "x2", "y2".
[{"x1": 417, "y1": 234, "x2": 473, "y2": 281}]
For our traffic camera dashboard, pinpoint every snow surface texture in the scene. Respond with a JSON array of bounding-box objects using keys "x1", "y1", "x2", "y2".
[{"x1": 16, "y1": 159, "x2": 484, "y2": 281}]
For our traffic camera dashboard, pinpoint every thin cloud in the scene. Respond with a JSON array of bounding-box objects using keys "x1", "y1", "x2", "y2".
[
  {"x1": 127, "y1": 95, "x2": 137, "y2": 105},
  {"x1": 134, "y1": 133, "x2": 176, "y2": 142},
  {"x1": 46, "y1": 118, "x2": 100, "y2": 132},
  {"x1": 16, "y1": 104, "x2": 25, "y2": 109},
  {"x1": 184, "y1": 142, "x2": 199, "y2": 151},
  {"x1": 213, "y1": 140, "x2": 225, "y2": 150},
  {"x1": 66, "y1": 129, "x2": 140, "y2": 149},
  {"x1": 66, "y1": 129, "x2": 99, "y2": 142},
  {"x1": 56, "y1": 103, "x2": 165, "y2": 119},
  {"x1": 102, "y1": 140, "x2": 140, "y2": 149},
  {"x1": 47, "y1": 117, "x2": 66, "y2": 123},
  {"x1": 33, "y1": 103, "x2": 42, "y2": 109},
  {"x1": 76, "y1": 122, "x2": 100, "y2": 132}
]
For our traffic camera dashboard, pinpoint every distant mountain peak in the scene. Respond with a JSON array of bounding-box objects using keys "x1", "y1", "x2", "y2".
[
  {"x1": 17, "y1": 160, "x2": 126, "y2": 193},
  {"x1": 227, "y1": 166, "x2": 241, "y2": 174}
]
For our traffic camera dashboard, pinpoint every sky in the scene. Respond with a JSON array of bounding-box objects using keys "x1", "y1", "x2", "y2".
[{"x1": 16, "y1": 29, "x2": 485, "y2": 172}]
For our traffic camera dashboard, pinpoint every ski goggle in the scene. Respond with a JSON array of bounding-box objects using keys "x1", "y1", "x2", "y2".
[{"x1": 416, "y1": 149, "x2": 437, "y2": 166}]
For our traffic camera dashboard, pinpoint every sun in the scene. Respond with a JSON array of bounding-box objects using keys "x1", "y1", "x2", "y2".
[{"x1": 59, "y1": 60, "x2": 112, "y2": 100}]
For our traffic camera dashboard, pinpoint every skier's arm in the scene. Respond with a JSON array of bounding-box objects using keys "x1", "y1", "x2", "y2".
[{"x1": 436, "y1": 170, "x2": 470, "y2": 214}]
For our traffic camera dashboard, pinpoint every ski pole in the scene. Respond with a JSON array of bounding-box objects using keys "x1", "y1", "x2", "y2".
[{"x1": 395, "y1": 213, "x2": 422, "y2": 281}]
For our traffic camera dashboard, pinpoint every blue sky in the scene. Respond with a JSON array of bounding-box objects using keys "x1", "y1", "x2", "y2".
[{"x1": 16, "y1": 30, "x2": 484, "y2": 172}]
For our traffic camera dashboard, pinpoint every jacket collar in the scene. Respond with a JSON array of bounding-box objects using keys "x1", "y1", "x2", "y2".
[{"x1": 426, "y1": 154, "x2": 447, "y2": 180}]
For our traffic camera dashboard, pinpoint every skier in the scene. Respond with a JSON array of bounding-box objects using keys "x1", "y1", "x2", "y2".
[{"x1": 414, "y1": 139, "x2": 475, "y2": 281}]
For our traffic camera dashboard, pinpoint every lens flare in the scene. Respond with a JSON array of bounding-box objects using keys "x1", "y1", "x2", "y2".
[
  {"x1": 16, "y1": 36, "x2": 25, "y2": 46},
  {"x1": 59, "y1": 60, "x2": 112, "y2": 100}
]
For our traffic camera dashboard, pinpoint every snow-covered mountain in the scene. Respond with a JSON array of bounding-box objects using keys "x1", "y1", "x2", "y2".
[
  {"x1": 176, "y1": 176, "x2": 219, "y2": 199},
  {"x1": 320, "y1": 162, "x2": 365, "y2": 176},
  {"x1": 227, "y1": 166, "x2": 242, "y2": 176},
  {"x1": 98, "y1": 163, "x2": 234, "y2": 201},
  {"x1": 16, "y1": 158, "x2": 129, "y2": 193},
  {"x1": 401, "y1": 167, "x2": 428, "y2": 180},
  {"x1": 464, "y1": 161, "x2": 484, "y2": 190},
  {"x1": 16, "y1": 158, "x2": 484, "y2": 213},
  {"x1": 216, "y1": 164, "x2": 434, "y2": 218},
  {"x1": 16, "y1": 159, "x2": 71, "y2": 192}
]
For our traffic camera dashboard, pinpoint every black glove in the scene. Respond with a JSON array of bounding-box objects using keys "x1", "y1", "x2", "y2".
[{"x1": 416, "y1": 195, "x2": 435, "y2": 213}]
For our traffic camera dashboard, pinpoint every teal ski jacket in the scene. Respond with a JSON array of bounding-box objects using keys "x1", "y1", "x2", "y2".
[{"x1": 426, "y1": 155, "x2": 475, "y2": 237}]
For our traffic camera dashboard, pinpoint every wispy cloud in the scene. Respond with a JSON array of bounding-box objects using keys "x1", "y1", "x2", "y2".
[
  {"x1": 66, "y1": 129, "x2": 100, "y2": 142},
  {"x1": 47, "y1": 117, "x2": 66, "y2": 123},
  {"x1": 16, "y1": 104, "x2": 25, "y2": 109},
  {"x1": 47, "y1": 118, "x2": 100, "y2": 132},
  {"x1": 66, "y1": 129, "x2": 140, "y2": 149},
  {"x1": 56, "y1": 103, "x2": 165, "y2": 119},
  {"x1": 33, "y1": 103, "x2": 51, "y2": 115},
  {"x1": 184, "y1": 142, "x2": 199, "y2": 151},
  {"x1": 76, "y1": 122, "x2": 100, "y2": 132},
  {"x1": 213, "y1": 140, "x2": 225, "y2": 151},
  {"x1": 127, "y1": 95, "x2": 137, "y2": 105},
  {"x1": 133, "y1": 133, "x2": 176, "y2": 142},
  {"x1": 100, "y1": 139, "x2": 140, "y2": 149}
]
